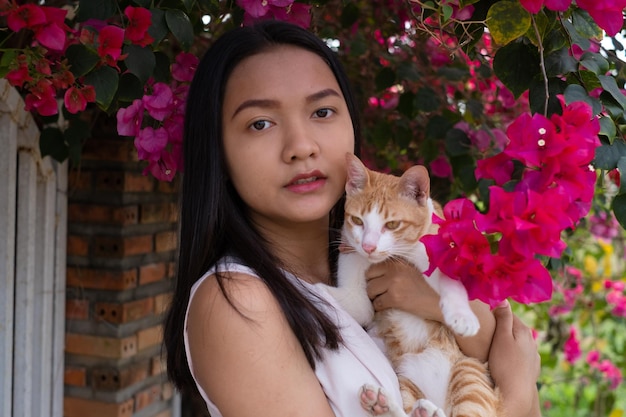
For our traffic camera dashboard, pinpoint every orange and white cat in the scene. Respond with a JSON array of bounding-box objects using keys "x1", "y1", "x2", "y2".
[{"x1": 322, "y1": 153, "x2": 503, "y2": 417}]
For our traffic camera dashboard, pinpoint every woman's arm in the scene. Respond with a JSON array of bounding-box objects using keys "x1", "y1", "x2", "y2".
[
  {"x1": 365, "y1": 260, "x2": 495, "y2": 362},
  {"x1": 186, "y1": 273, "x2": 336, "y2": 417},
  {"x1": 489, "y1": 300, "x2": 541, "y2": 417}
]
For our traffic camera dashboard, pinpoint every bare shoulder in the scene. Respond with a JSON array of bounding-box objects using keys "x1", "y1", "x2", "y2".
[{"x1": 186, "y1": 272, "x2": 336, "y2": 417}]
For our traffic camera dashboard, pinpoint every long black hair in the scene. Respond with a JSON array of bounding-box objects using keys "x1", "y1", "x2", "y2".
[{"x1": 163, "y1": 20, "x2": 362, "y2": 393}]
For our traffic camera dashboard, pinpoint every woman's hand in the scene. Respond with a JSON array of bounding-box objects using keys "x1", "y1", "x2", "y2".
[
  {"x1": 365, "y1": 260, "x2": 495, "y2": 362},
  {"x1": 489, "y1": 300, "x2": 541, "y2": 417}
]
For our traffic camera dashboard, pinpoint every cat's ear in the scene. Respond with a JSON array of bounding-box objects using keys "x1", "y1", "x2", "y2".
[
  {"x1": 399, "y1": 165, "x2": 430, "y2": 205},
  {"x1": 345, "y1": 153, "x2": 369, "y2": 195}
]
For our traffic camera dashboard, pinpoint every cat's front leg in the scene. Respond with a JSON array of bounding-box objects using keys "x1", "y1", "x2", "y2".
[
  {"x1": 425, "y1": 269, "x2": 479, "y2": 337},
  {"x1": 322, "y1": 252, "x2": 374, "y2": 326}
]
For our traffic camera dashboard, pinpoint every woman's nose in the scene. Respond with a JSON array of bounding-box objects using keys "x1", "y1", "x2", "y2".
[{"x1": 281, "y1": 121, "x2": 320, "y2": 162}]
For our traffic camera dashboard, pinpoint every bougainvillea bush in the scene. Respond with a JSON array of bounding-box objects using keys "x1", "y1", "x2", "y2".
[{"x1": 1, "y1": 0, "x2": 626, "y2": 414}]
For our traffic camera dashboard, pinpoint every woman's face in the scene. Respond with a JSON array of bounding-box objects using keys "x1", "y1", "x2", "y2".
[{"x1": 221, "y1": 45, "x2": 355, "y2": 231}]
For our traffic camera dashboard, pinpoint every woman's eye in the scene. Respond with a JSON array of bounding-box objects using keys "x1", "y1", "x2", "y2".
[
  {"x1": 250, "y1": 120, "x2": 271, "y2": 131},
  {"x1": 313, "y1": 108, "x2": 334, "y2": 118}
]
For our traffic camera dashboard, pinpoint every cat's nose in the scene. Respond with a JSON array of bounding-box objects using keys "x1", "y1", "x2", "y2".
[{"x1": 362, "y1": 243, "x2": 377, "y2": 254}]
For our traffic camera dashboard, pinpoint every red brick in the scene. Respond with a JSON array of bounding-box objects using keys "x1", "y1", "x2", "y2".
[
  {"x1": 155, "y1": 231, "x2": 177, "y2": 252},
  {"x1": 139, "y1": 263, "x2": 167, "y2": 285},
  {"x1": 93, "y1": 235, "x2": 153, "y2": 258},
  {"x1": 150, "y1": 355, "x2": 166, "y2": 376},
  {"x1": 64, "y1": 396, "x2": 134, "y2": 417},
  {"x1": 134, "y1": 383, "x2": 162, "y2": 412},
  {"x1": 64, "y1": 366, "x2": 87, "y2": 386},
  {"x1": 157, "y1": 178, "x2": 179, "y2": 193},
  {"x1": 154, "y1": 409, "x2": 172, "y2": 417},
  {"x1": 67, "y1": 267, "x2": 137, "y2": 290},
  {"x1": 137, "y1": 324, "x2": 162, "y2": 351},
  {"x1": 167, "y1": 262, "x2": 176, "y2": 278},
  {"x1": 154, "y1": 292, "x2": 172, "y2": 315},
  {"x1": 162, "y1": 382, "x2": 174, "y2": 401},
  {"x1": 66, "y1": 299, "x2": 90, "y2": 320},
  {"x1": 139, "y1": 203, "x2": 171, "y2": 224},
  {"x1": 93, "y1": 361, "x2": 150, "y2": 390},
  {"x1": 66, "y1": 333, "x2": 138, "y2": 359},
  {"x1": 68, "y1": 169, "x2": 92, "y2": 191},
  {"x1": 124, "y1": 171, "x2": 155, "y2": 192},
  {"x1": 82, "y1": 138, "x2": 138, "y2": 163},
  {"x1": 168, "y1": 202, "x2": 178, "y2": 222},
  {"x1": 68, "y1": 203, "x2": 138, "y2": 225},
  {"x1": 67, "y1": 235, "x2": 90, "y2": 257},
  {"x1": 96, "y1": 297, "x2": 154, "y2": 324}
]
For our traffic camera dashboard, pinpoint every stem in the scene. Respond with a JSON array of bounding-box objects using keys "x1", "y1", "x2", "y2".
[{"x1": 531, "y1": 15, "x2": 549, "y2": 116}]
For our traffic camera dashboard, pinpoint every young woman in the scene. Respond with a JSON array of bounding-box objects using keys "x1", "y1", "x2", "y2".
[{"x1": 163, "y1": 20, "x2": 541, "y2": 417}]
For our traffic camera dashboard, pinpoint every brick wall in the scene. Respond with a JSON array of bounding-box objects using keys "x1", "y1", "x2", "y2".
[{"x1": 64, "y1": 117, "x2": 180, "y2": 417}]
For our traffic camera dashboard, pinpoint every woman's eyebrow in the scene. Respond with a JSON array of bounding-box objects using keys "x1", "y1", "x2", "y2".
[
  {"x1": 231, "y1": 99, "x2": 279, "y2": 119},
  {"x1": 306, "y1": 88, "x2": 342, "y2": 103}
]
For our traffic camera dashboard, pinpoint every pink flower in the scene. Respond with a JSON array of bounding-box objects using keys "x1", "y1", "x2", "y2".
[
  {"x1": 33, "y1": 6, "x2": 68, "y2": 51},
  {"x1": 429, "y1": 155, "x2": 453, "y2": 179},
  {"x1": 5, "y1": 63, "x2": 31, "y2": 87},
  {"x1": 475, "y1": 152, "x2": 514, "y2": 186},
  {"x1": 97, "y1": 25, "x2": 125, "y2": 61},
  {"x1": 563, "y1": 327, "x2": 581, "y2": 364},
  {"x1": 142, "y1": 83, "x2": 174, "y2": 121},
  {"x1": 144, "y1": 150, "x2": 178, "y2": 182},
  {"x1": 5, "y1": 4, "x2": 46, "y2": 32},
  {"x1": 116, "y1": 99, "x2": 144, "y2": 137},
  {"x1": 237, "y1": 0, "x2": 293, "y2": 17},
  {"x1": 576, "y1": 0, "x2": 626, "y2": 36},
  {"x1": 135, "y1": 126, "x2": 169, "y2": 161},
  {"x1": 519, "y1": 0, "x2": 572, "y2": 14},
  {"x1": 171, "y1": 52, "x2": 199, "y2": 82},
  {"x1": 124, "y1": 6, "x2": 154, "y2": 46},
  {"x1": 64, "y1": 86, "x2": 94, "y2": 114},
  {"x1": 24, "y1": 79, "x2": 58, "y2": 116},
  {"x1": 505, "y1": 112, "x2": 565, "y2": 168}
]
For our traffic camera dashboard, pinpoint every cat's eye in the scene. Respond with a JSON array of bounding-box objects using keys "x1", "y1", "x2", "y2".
[
  {"x1": 385, "y1": 221, "x2": 400, "y2": 230},
  {"x1": 350, "y1": 216, "x2": 363, "y2": 226}
]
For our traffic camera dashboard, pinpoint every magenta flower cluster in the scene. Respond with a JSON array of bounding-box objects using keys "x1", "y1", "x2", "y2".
[
  {"x1": 116, "y1": 53, "x2": 198, "y2": 182},
  {"x1": 236, "y1": 0, "x2": 312, "y2": 28},
  {"x1": 422, "y1": 99, "x2": 601, "y2": 308}
]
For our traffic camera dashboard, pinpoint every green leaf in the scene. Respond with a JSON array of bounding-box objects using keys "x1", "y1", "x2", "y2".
[
  {"x1": 486, "y1": 0, "x2": 531, "y2": 45},
  {"x1": 561, "y1": 18, "x2": 590, "y2": 51},
  {"x1": 397, "y1": 92, "x2": 415, "y2": 118},
  {"x1": 611, "y1": 193, "x2": 626, "y2": 228},
  {"x1": 570, "y1": 8, "x2": 602, "y2": 39},
  {"x1": 375, "y1": 67, "x2": 396, "y2": 91},
  {"x1": 118, "y1": 73, "x2": 144, "y2": 102},
  {"x1": 166, "y1": 9, "x2": 195, "y2": 51},
  {"x1": 83, "y1": 66, "x2": 119, "y2": 110},
  {"x1": 563, "y1": 84, "x2": 602, "y2": 115},
  {"x1": 76, "y1": 0, "x2": 117, "y2": 22},
  {"x1": 575, "y1": 70, "x2": 602, "y2": 90},
  {"x1": 445, "y1": 128, "x2": 471, "y2": 157},
  {"x1": 123, "y1": 44, "x2": 156, "y2": 85},
  {"x1": 579, "y1": 52, "x2": 609, "y2": 75},
  {"x1": 618, "y1": 156, "x2": 626, "y2": 195},
  {"x1": 425, "y1": 115, "x2": 453, "y2": 140},
  {"x1": 64, "y1": 119, "x2": 90, "y2": 166},
  {"x1": 39, "y1": 127, "x2": 68, "y2": 162},
  {"x1": 0, "y1": 50, "x2": 17, "y2": 78},
  {"x1": 598, "y1": 116, "x2": 617, "y2": 141},
  {"x1": 65, "y1": 44, "x2": 100, "y2": 77},
  {"x1": 396, "y1": 62, "x2": 421, "y2": 82},
  {"x1": 528, "y1": 77, "x2": 565, "y2": 116},
  {"x1": 437, "y1": 67, "x2": 470, "y2": 81},
  {"x1": 544, "y1": 48, "x2": 577, "y2": 77},
  {"x1": 441, "y1": 4, "x2": 454, "y2": 22},
  {"x1": 134, "y1": 0, "x2": 152, "y2": 7},
  {"x1": 153, "y1": 51, "x2": 172, "y2": 83},
  {"x1": 593, "y1": 139, "x2": 626, "y2": 169},
  {"x1": 493, "y1": 42, "x2": 540, "y2": 98},
  {"x1": 414, "y1": 87, "x2": 440, "y2": 112},
  {"x1": 599, "y1": 75, "x2": 626, "y2": 110},
  {"x1": 341, "y1": 2, "x2": 359, "y2": 28},
  {"x1": 149, "y1": 8, "x2": 169, "y2": 45}
]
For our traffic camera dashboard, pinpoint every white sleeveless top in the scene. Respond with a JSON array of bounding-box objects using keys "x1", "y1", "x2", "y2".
[{"x1": 183, "y1": 257, "x2": 402, "y2": 417}]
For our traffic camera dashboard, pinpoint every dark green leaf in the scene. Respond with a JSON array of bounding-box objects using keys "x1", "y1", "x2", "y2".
[
  {"x1": 437, "y1": 67, "x2": 470, "y2": 81},
  {"x1": 397, "y1": 92, "x2": 415, "y2": 118},
  {"x1": 445, "y1": 128, "x2": 471, "y2": 157},
  {"x1": 593, "y1": 139, "x2": 626, "y2": 169},
  {"x1": 611, "y1": 193, "x2": 626, "y2": 228},
  {"x1": 414, "y1": 87, "x2": 440, "y2": 112},
  {"x1": 123, "y1": 44, "x2": 156, "y2": 85},
  {"x1": 576, "y1": 70, "x2": 602, "y2": 90},
  {"x1": 580, "y1": 52, "x2": 609, "y2": 75},
  {"x1": 133, "y1": 0, "x2": 152, "y2": 7},
  {"x1": 395, "y1": 126, "x2": 413, "y2": 149},
  {"x1": 341, "y1": 2, "x2": 359, "y2": 28},
  {"x1": 599, "y1": 75, "x2": 626, "y2": 110},
  {"x1": 371, "y1": 121, "x2": 392, "y2": 148},
  {"x1": 618, "y1": 156, "x2": 626, "y2": 195},
  {"x1": 166, "y1": 9, "x2": 194, "y2": 51},
  {"x1": 65, "y1": 44, "x2": 100, "y2": 77},
  {"x1": 564, "y1": 84, "x2": 602, "y2": 115},
  {"x1": 83, "y1": 66, "x2": 119, "y2": 110},
  {"x1": 598, "y1": 116, "x2": 617, "y2": 141},
  {"x1": 544, "y1": 48, "x2": 577, "y2": 76},
  {"x1": 542, "y1": 28, "x2": 568, "y2": 54},
  {"x1": 425, "y1": 115, "x2": 453, "y2": 140},
  {"x1": 396, "y1": 62, "x2": 421, "y2": 82},
  {"x1": 561, "y1": 18, "x2": 590, "y2": 51},
  {"x1": 76, "y1": 0, "x2": 117, "y2": 22},
  {"x1": 571, "y1": 8, "x2": 602, "y2": 39},
  {"x1": 64, "y1": 119, "x2": 90, "y2": 166},
  {"x1": 450, "y1": 155, "x2": 477, "y2": 191},
  {"x1": 528, "y1": 77, "x2": 565, "y2": 116},
  {"x1": 118, "y1": 73, "x2": 144, "y2": 102},
  {"x1": 153, "y1": 51, "x2": 172, "y2": 83},
  {"x1": 39, "y1": 127, "x2": 68, "y2": 162},
  {"x1": 375, "y1": 67, "x2": 396, "y2": 91},
  {"x1": 149, "y1": 8, "x2": 169, "y2": 45},
  {"x1": 182, "y1": 0, "x2": 195, "y2": 12},
  {"x1": 493, "y1": 42, "x2": 540, "y2": 98}
]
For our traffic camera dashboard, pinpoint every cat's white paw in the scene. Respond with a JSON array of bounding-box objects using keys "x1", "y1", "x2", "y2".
[
  {"x1": 360, "y1": 384, "x2": 393, "y2": 416},
  {"x1": 410, "y1": 399, "x2": 447, "y2": 417},
  {"x1": 441, "y1": 304, "x2": 480, "y2": 337}
]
